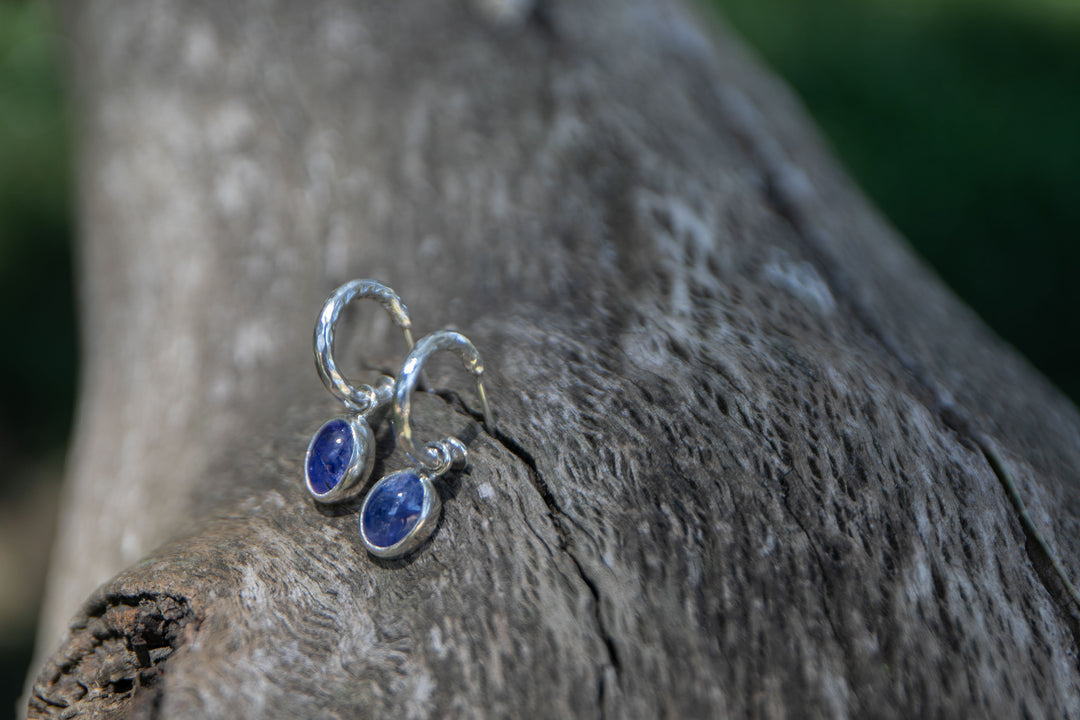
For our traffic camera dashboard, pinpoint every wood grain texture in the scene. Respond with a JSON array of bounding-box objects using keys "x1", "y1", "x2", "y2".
[{"x1": 26, "y1": 0, "x2": 1080, "y2": 717}]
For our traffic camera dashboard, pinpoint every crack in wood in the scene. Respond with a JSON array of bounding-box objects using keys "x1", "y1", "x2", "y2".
[
  {"x1": 968, "y1": 429, "x2": 1080, "y2": 650},
  {"x1": 488, "y1": 425, "x2": 622, "y2": 719},
  {"x1": 434, "y1": 388, "x2": 621, "y2": 716}
]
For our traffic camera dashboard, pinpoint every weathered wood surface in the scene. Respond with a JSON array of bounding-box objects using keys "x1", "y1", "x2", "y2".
[{"x1": 26, "y1": 0, "x2": 1080, "y2": 717}]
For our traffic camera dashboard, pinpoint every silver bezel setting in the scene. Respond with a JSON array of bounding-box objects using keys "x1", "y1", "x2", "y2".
[
  {"x1": 304, "y1": 414, "x2": 375, "y2": 504},
  {"x1": 359, "y1": 471, "x2": 442, "y2": 558}
]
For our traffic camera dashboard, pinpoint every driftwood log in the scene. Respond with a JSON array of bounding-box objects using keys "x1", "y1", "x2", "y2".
[{"x1": 26, "y1": 0, "x2": 1080, "y2": 717}]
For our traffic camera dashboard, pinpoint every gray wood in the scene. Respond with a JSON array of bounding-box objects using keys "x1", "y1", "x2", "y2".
[{"x1": 26, "y1": 0, "x2": 1080, "y2": 717}]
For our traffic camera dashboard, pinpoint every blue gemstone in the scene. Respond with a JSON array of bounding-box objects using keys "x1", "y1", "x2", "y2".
[
  {"x1": 307, "y1": 419, "x2": 354, "y2": 495},
  {"x1": 361, "y1": 471, "x2": 427, "y2": 548}
]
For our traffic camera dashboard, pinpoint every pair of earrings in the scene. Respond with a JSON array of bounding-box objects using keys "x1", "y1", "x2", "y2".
[{"x1": 303, "y1": 279, "x2": 492, "y2": 559}]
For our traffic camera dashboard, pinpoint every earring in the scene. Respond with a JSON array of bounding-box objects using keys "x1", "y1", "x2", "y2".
[
  {"x1": 305, "y1": 279, "x2": 414, "y2": 503},
  {"x1": 359, "y1": 330, "x2": 493, "y2": 558}
]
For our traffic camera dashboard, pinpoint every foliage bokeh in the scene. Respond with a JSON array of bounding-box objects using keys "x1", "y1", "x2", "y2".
[
  {"x1": 0, "y1": 1, "x2": 71, "y2": 714},
  {"x1": 711, "y1": 0, "x2": 1080, "y2": 401}
]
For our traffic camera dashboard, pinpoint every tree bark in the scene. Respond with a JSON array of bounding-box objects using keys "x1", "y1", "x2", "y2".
[{"x1": 26, "y1": 0, "x2": 1080, "y2": 717}]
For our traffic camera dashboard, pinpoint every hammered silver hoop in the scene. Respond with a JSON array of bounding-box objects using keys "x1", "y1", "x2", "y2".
[
  {"x1": 305, "y1": 279, "x2": 414, "y2": 504},
  {"x1": 391, "y1": 330, "x2": 493, "y2": 471},
  {"x1": 314, "y1": 279, "x2": 414, "y2": 414}
]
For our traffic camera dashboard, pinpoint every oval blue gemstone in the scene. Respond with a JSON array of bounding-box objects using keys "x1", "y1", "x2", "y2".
[
  {"x1": 307, "y1": 419, "x2": 354, "y2": 495},
  {"x1": 361, "y1": 471, "x2": 427, "y2": 549}
]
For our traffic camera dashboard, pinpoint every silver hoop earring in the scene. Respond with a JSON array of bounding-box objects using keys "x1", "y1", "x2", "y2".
[
  {"x1": 305, "y1": 279, "x2": 414, "y2": 503},
  {"x1": 359, "y1": 330, "x2": 493, "y2": 558}
]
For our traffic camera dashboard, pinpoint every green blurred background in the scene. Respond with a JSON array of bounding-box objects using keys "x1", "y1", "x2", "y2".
[
  {"x1": 714, "y1": 0, "x2": 1080, "y2": 402},
  {"x1": 1, "y1": 0, "x2": 1077, "y2": 712},
  {"x1": 1, "y1": 1, "x2": 72, "y2": 714}
]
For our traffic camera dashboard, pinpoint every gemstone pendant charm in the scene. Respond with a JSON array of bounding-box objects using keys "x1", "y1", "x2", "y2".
[
  {"x1": 359, "y1": 469, "x2": 441, "y2": 558},
  {"x1": 304, "y1": 415, "x2": 376, "y2": 503}
]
